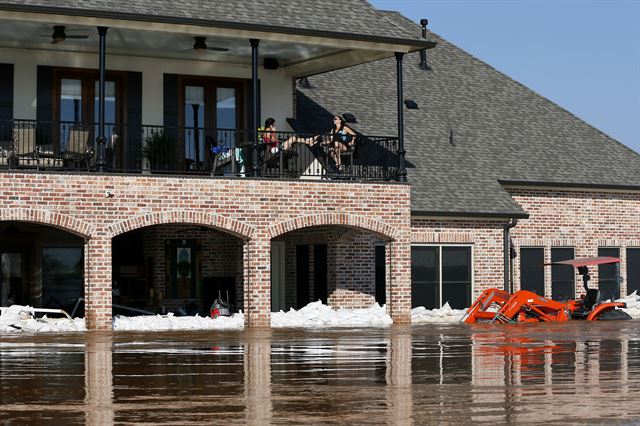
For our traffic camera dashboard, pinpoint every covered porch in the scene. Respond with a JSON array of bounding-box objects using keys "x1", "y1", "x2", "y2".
[{"x1": 0, "y1": 4, "x2": 435, "y2": 181}]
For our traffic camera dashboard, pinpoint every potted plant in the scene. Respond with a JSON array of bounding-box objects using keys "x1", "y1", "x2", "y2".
[{"x1": 142, "y1": 130, "x2": 177, "y2": 171}]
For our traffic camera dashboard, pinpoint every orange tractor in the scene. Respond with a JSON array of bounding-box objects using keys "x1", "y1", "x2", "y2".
[{"x1": 463, "y1": 256, "x2": 632, "y2": 324}]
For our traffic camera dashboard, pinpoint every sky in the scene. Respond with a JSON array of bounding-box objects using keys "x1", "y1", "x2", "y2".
[{"x1": 369, "y1": 0, "x2": 640, "y2": 154}]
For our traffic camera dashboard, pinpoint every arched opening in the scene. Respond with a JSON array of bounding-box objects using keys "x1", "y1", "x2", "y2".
[
  {"x1": 270, "y1": 225, "x2": 390, "y2": 312},
  {"x1": 111, "y1": 223, "x2": 245, "y2": 316},
  {"x1": 0, "y1": 221, "x2": 85, "y2": 314}
]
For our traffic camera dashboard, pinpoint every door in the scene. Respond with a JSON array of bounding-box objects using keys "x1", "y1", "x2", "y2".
[
  {"x1": 271, "y1": 241, "x2": 286, "y2": 312},
  {"x1": 55, "y1": 69, "x2": 123, "y2": 163},
  {"x1": 313, "y1": 244, "x2": 328, "y2": 304},
  {"x1": 296, "y1": 245, "x2": 310, "y2": 309},
  {"x1": 181, "y1": 79, "x2": 243, "y2": 171},
  {"x1": 0, "y1": 252, "x2": 24, "y2": 306},
  {"x1": 375, "y1": 245, "x2": 386, "y2": 306}
]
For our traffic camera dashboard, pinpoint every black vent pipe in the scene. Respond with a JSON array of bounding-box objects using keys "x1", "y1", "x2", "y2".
[{"x1": 419, "y1": 19, "x2": 431, "y2": 71}]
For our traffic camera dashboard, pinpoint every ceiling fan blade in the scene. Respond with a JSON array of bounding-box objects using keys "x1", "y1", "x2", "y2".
[
  {"x1": 207, "y1": 46, "x2": 229, "y2": 52},
  {"x1": 66, "y1": 35, "x2": 89, "y2": 39}
]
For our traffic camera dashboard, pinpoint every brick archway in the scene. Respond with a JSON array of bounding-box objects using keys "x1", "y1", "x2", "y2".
[
  {"x1": 266, "y1": 213, "x2": 400, "y2": 240},
  {"x1": 106, "y1": 210, "x2": 256, "y2": 239},
  {"x1": 0, "y1": 208, "x2": 95, "y2": 238}
]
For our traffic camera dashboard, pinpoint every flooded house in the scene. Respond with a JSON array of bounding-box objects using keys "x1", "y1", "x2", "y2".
[{"x1": 0, "y1": 1, "x2": 638, "y2": 330}]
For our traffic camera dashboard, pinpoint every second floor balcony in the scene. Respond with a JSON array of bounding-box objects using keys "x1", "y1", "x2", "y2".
[{"x1": 0, "y1": 120, "x2": 401, "y2": 181}]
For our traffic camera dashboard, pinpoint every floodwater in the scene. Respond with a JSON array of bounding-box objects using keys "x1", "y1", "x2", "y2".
[{"x1": 1, "y1": 322, "x2": 639, "y2": 425}]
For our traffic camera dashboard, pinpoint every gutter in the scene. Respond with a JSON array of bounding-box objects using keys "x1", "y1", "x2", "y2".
[
  {"x1": 411, "y1": 210, "x2": 530, "y2": 219},
  {"x1": 0, "y1": 3, "x2": 437, "y2": 51},
  {"x1": 503, "y1": 218, "x2": 518, "y2": 293},
  {"x1": 499, "y1": 180, "x2": 640, "y2": 192}
]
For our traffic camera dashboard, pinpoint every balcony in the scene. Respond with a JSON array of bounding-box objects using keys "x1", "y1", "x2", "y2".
[{"x1": 0, "y1": 120, "x2": 400, "y2": 181}]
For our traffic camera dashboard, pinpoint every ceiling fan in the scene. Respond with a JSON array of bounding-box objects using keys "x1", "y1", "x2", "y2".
[
  {"x1": 39, "y1": 25, "x2": 89, "y2": 44},
  {"x1": 191, "y1": 37, "x2": 229, "y2": 53}
]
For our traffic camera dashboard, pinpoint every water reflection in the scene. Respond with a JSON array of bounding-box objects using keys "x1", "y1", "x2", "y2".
[{"x1": 0, "y1": 322, "x2": 639, "y2": 423}]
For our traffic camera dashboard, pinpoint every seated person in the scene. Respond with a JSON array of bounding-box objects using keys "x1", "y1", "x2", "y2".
[
  {"x1": 329, "y1": 115, "x2": 357, "y2": 169},
  {"x1": 260, "y1": 118, "x2": 316, "y2": 154}
]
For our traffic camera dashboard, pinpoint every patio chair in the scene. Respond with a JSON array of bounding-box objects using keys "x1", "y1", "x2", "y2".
[
  {"x1": 64, "y1": 128, "x2": 93, "y2": 171},
  {"x1": 12, "y1": 124, "x2": 39, "y2": 168}
]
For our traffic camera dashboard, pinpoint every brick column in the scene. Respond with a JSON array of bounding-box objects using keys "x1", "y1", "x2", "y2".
[
  {"x1": 85, "y1": 234, "x2": 112, "y2": 330},
  {"x1": 244, "y1": 237, "x2": 271, "y2": 327},
  {"x1": 389, "y1": 236, "x2": 412, "y2": 324}
]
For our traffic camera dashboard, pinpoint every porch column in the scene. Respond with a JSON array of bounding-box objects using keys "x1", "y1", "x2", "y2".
[
  {"x1": 250, "y1": 38, "x2": 260, "y2": 177},
  {"x1": 395, "y1": 52, "x2": 407, "y2": 183},
  {"x1": 244, "y1": 237, "x2": 271, "y2": 327},
  {"x1": 85, "y1": 234, "x2": 113, "y2": 330},
  {"x1": 96, "y1": 26, "x2": 108, "y2": 172},
  {"x1": 388, "y1": 237, "x2": 411, "y2": 324}
]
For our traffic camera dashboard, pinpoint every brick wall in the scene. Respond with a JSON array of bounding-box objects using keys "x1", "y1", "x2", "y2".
[
  {"x1": 411, "y1": 217, "x2": 507, "y2": 297},
  {"x1": 410, "y1": 188, "x2": 640, "y2": 301},
  {"x1": 1, "y1": 172, "x2": 411, "y2": 329},
  {"x1": 509, "y1": 188, "x2": 640, "y2": 297}
]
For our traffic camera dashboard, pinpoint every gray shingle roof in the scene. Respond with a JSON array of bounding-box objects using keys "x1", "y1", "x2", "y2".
[
  {"x1": 0, "y1": 0, "x2": 418, "y2": 41},
  {"x1": 296, "y1": 11, "x2": 640, "y2": 216}
]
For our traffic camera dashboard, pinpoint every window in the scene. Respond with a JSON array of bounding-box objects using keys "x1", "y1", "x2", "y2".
[
  {"x1": 551, "y1": 247, "x2": 574, "y2": 300},
  {"x1": 598, "y1": 247, "x2": 620, "y2": 300},
  {"x1": 411, "y1": 246, "x2": 472, "y2": 309},
  {"x1": 520, "y1": 248, "x2": 544, "y2": 295},
  {"x1": 628, "y1": 248, "x2": 640, "y2": 295},
  {"x1": 42, "y1": 247, "x2": 84, "y2": 309}
]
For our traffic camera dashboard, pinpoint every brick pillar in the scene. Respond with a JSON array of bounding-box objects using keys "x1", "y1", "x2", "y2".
[
  {"x1": 244, "y1": 237, "x2": 271, "y2": 327},
  {"x1": 389, "y1": 236, "x2": 411, "y2": 324},
  {"x1": 85, "y1": 234, "x2": 112, "y2": 330}
]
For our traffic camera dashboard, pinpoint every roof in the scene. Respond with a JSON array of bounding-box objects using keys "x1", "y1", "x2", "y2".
[
  {"x1": 0, "y1": 0, "x2": 430, "y2": 48},
  {"x1": 295, "y1": 10, "x2": 640, "y2": 217},
  {"x1": 545, "y1": 257, "x2": 621, "y2": 267}
]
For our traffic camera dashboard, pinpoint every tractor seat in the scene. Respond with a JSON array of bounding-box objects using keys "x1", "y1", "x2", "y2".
[
  {"x1": 583, "y1": 289, "x2": 600, "y2": 311},
  {"x1": 571, "y1": 289, "x2": 600, "y2": 319}
]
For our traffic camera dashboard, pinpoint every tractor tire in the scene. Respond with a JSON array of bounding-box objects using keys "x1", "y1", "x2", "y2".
[{"x1": 595, "y1": 309, "x2": 633, "y2": 321}]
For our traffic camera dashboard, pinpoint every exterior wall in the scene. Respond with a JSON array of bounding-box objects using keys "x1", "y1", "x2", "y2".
[
  {"x1": 1, "y1": 172, "x2": 411, "y2": 329},
  {"x1": 410, "y1": 188, "x2": 640, "y2": 302},
  {"x1": 509, "y1": 188, "x2": 640, "y2": 297},
  {"x1": 411, "y1": 217, "x2": 506, "y2": 298},
  {"x1": 3, "y1": 47, "x2": 294, "y2": 130}
]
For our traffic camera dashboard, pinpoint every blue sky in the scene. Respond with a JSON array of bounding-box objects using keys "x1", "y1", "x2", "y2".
[{"x1": 369, "y1": 0, "x2": 640, "y2": 153}]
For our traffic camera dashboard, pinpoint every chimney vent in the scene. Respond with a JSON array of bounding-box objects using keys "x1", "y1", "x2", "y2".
[{"x1": 419, "y1": 19, "x2": 431, "y2": 71}]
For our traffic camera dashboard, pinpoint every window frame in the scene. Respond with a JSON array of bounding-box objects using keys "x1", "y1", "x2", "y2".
[{"x1": 411, "y1": 243, "x2": 474, "y2": 309}]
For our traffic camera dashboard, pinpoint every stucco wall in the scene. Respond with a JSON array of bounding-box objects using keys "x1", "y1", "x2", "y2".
[{"x1": 2, "y1": 47, "x2": 293, "y2": 130}]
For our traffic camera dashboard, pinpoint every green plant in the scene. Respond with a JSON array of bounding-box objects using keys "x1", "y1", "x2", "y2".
[{"x1": 143, "y1": 130, "x2": 176, "y2": 170}]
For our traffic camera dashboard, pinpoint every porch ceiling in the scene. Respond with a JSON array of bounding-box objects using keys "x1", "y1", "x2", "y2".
[{"x1": 0, "y1": 9, "x2": 436, "y2": 77}]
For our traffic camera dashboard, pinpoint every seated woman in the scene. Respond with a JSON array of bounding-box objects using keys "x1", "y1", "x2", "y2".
[
  {"x1": 260, "y1": 118, "x2": 316, "y2": 154},
  {"x1": 329, "y1": 115, "x2": 357, "y2": 169}
]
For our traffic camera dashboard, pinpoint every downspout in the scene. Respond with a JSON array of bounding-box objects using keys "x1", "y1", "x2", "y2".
[{"x1": 504, "y1": 218, "x2": 518, "y2": 292}]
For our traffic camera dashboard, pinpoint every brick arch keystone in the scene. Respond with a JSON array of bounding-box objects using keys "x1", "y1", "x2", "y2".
[
  {"x1": 0, "y1": 208, "x2": 95, "y2": 238},
  {"x1": 267, "y1": 213, "x2": 400, "y2": 240},
  {"x1": 106, "y1": 211, "x2": 256, "y2": 239}
]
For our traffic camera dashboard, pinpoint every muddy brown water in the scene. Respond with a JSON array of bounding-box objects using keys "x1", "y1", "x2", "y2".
[{"x1": 0, "y1": 321, "x2": 639, "y2": 425}]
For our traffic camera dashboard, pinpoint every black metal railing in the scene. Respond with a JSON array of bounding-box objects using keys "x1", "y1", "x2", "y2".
[{"x1": 0, "y1": 120, "x2": 400, "y2": 181}]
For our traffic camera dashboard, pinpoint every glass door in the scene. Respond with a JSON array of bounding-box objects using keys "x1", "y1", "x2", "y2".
[
  {"x1": 0, "y1": 252, "x2": 23, "y2": 306},
  {"x1": 180, "y1": 79, "x2": 243, "y2": 171}
]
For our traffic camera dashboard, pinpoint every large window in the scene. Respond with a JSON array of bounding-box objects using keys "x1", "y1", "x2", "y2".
[
  {"x1": 520, "y1": 248, "x2": 545, "y2": 295},
  {"x1": 411, "y1": 246, "x2": 472, "y2": 309},
  {"x1": 42, "y1": 247, "x2": 84, "y2": 309},
  {"x1": 551, "y1": 247, "x2": 574, "y2": 300},
  {"x1": 628, "y1": 248, "x2": 640, "y2": 295},
  {"x1": 598, "y1": 247, "x2": 620, "y2": 300}
]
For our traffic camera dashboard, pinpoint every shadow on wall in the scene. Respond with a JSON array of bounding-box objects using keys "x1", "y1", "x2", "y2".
[{"x1": 292, "y1": 91, "x2": 416, "y2": 170}]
